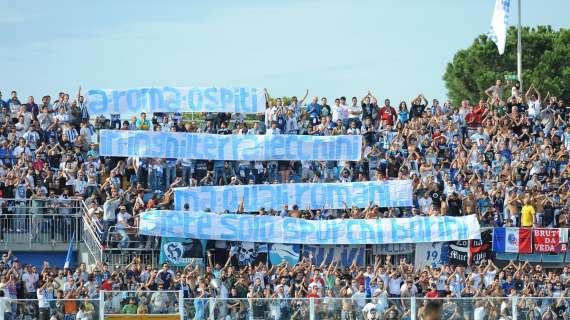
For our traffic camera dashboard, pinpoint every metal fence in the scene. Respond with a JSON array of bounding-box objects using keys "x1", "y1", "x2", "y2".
[
  {"x1": 82, "y1": 208, "x2": 104, "y2": 262},
  {"x1": 80, "y1": 201, "x2": 161, "y2": 269},
  {"x1": 0, "y1": 213, "x2": 80, "y2": 245},
  {"x1": 0, "y1": 198, "x2": 82, "y2": 248},
  {"x1": 4, "y1": 294, "x2": 566, "y2": 320},
  {"x1": 103, "y1": 290, "x2": 182, "y2": 318},
  {"x1": 0, "y1": 198, "x2": 84, "y2": 214},
  {"x1": 1, "y1": 298, "x2": 99, "y2": 320}
]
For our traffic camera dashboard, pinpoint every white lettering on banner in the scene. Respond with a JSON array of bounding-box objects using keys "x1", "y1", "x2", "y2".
[
  {"x1": 138, "y1": 211, "x2": 481, "y2": 245},
  {"x1": 86, "y1": 86, "x2": 266, "y2": 117},
  {"x1": 99, "y1": 130, "x2": 363, "y2": 161},
  {"x1": 173, "y1": 180, "x2": 412, "y2": 211}
]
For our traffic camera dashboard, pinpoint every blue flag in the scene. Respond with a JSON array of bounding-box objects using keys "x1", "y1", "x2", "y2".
[{"x1": 64, "y1": 232, "x2": 75, "y2": 269}]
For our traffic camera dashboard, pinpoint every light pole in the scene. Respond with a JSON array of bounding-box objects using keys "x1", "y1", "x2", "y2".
[{"x1": 517, "y1": 0, "x2": 522, "y2": 90}]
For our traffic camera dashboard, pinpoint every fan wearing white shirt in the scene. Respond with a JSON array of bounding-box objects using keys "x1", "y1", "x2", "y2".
[
  {"x1": 265, "y1": 121, "x2": 281, "y2": 135},
  {"x1": 0, "y1": 291, "x2": 10, "y2": 320},
  {"x1": 66, "y1": 171, "x2": 88, "y2": 195},
  {"x1": 525, "y1": 84, "x2": 542, "y2": 119},
  {"x1": 347, "y1": 97, "x2": 362, "y2": 122}
]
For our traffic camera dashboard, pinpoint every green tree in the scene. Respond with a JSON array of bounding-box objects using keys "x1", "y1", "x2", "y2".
[{"x1": 443, "y1": 26, "x2": 570, "y2": 105}]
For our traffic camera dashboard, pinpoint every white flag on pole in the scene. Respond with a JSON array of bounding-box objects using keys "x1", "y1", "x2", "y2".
[{"x1": 488, "y1": 0, "x2": 511, "y2": 55}]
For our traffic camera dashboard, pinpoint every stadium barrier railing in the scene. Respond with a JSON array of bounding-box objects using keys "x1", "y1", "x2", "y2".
[
  {"x1": 3, "y1": 294, "x2": 559, "y2": 320},
  {"x1": 0, "y1": 198, "x2": 82, "y2": 248},
  {"x1": 81, "y1": 200, "x2": 162, "y2": 269}
]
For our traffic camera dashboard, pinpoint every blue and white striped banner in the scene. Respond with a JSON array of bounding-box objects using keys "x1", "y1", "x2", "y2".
[
  {"x1": 173, "y1": 180, "x2": 412, "y2": 212},
  {"x1": 138, "y1": 211, "x2": 481, "y2": 245},
  {"x1": 99, "y1": 130, "x2": 363, "y2": 161},
  {"x1": 86, "y1": 86, "x2": 266, "y2": 117}
]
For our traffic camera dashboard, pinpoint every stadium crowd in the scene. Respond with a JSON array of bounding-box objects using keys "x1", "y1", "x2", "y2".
[
  {"x1": 2, "y1": 248, "x2": 570, "y2": 319},
  {"x1": 0, "y1": 79, "x2": 569, "y2": 319}
]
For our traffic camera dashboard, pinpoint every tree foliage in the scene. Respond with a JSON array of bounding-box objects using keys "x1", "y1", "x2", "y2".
[{"x1": 443, "y1": 26, "x2": 570, "y2": 104}]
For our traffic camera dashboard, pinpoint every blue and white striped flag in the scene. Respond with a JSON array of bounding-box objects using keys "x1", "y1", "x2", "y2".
[
  {"x1": 488, "y1": 0, "x2": 511, "y2": 54},
  {"x1": 64, "y1": 232, "x2": 75, "y2": 269}
]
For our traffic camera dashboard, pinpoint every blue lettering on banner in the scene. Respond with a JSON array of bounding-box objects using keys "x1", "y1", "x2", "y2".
[
  {"x1": 187, "y1": 87, "x2": 203, "y2": 111},
  {"x1": 162, "y1": 87, "x2": 180, "y2": 112},
  {"x1": 112, "y1": 89, "x2": 127, "y2": 114},
  {"x1": 138, "y1": 210, "x2": 481, "y2": 244},
  {"x1": 126, "y1": 89, "x2": 142, "y2": 113},
  {"x1": 173, "y1": 180, "x2": 412, "y2": 212},
  {"x1": 220, "y1": 215, "x2": 237, "y2": 239},
  {"x1": 282, "y1": 219, "x2": 299, "y2": 241},
  {"x1": 86, "y1": 86, "x2": 266, "y2": 117},
  {"x1": 204, "y1": 87, "x2": 217, "y2": 109},
  {"x1": 220, "y1": 88, "x2": 234, "y2": 109},
  {"x1": 86, "y1": 89, "x2": 108, "y2": 114},
  {"x1": 196, "y1": 214, "x2": 211, "y2": 239},
  {"x1": 99, "y1": 130, "x2": 362, "y2": 161},
  {"x1": 315, "y1": 221, "x2": 332, "y2": 242}
]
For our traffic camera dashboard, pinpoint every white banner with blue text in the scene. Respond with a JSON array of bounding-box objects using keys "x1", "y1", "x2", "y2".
[
  {"x1": 173, "y1": 180, "x2": 412, "y2": 212},
  {"x1": 99, "y1": 130, "x2": 363, "y2": 161},
  {"x1": 138, "y1": 211, "x2": 481, "y2": 245},
  {"x1": 86, "y1": 86, "x2": 266, "y2": 117}
]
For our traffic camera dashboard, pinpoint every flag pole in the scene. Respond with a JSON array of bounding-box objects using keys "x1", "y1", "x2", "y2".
[{"x1": 517, "y1": 0, "x2": 522, "y2": 90}]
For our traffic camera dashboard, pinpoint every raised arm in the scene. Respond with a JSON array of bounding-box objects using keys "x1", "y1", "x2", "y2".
[
  {"x1": 534, "y1": 86, "x2": 542, "y2": 102},
  {"x1": 222, "y1": 251, "x2": 234, "y2": 270},
  {"x1": 319, "y1": 251, "x2": 329, "y2": 269},
  {"x1": 299, "y1": 89, "x2": 309, "y2": 106},
  {"x1": 77, "y1": 86, "x2": 82, "y2": 103},
  {"x1": 264, "y1": 88, "x2": 271, "y2": 106},
  {"x1": 524, "y1": 84, "x2": 533, "y2": 100},
  {"x1": 485, "y1": 85, "x2": 495, "y2": 98},
  {"x1": 236, "y1": 196, "x2": 244, "y2": 214}
]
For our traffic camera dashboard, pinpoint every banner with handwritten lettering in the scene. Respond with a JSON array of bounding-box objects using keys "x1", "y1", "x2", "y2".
[
  {"x1": 139, "y1": 210, "x2": 481, "y2": 245},
  {"x1": 99, "y1": 130, "x2": 363, "y2": 161},
  {"x1": 86, "y1": 86, "x2": 266, "y2": 117},
  {"x1": 173, "y1": 180, "x2": 412, "y2": 212},
  {"x1": 533, "y1": 228, "x2": 567, "y2": 253}
]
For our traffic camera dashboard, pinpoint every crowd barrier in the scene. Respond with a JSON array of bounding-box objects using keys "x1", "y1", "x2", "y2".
[
  {"x1": 0, "y1": 214, "x2": 81, "y2": 246},
  {"x1": 0, "y1": 298, "x2": 100, "y2": 320},
  {"x1": 0, "y1": 198, "x2": 83, "y2": 248},
  {"x1": 1, "y1": 294, "x2": 562, "y2": 320},
  {"x1": 81, "y1": 202, "x2": 161, "y2": 269}
]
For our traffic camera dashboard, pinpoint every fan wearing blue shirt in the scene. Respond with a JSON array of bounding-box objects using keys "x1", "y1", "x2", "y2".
[
  {"x1": 0, "y1": 91, "x2": 7, "y2": 110},
  {"x1": 305, "y1": 97, "x2": 321, "y2": 124}
]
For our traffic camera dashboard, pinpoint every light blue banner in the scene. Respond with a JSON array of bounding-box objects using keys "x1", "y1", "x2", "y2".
[
  {"x1": 99, "y1": 130, "x2": 363, "y2": 161},
  {"x1": 139, "y1": 210, "x2": 482, "y2": 245},
  {"x1": 269, "y1": 244, "x2": 300, "y2": 266},
  {"x1": 86, "y1": 86, "x2": 266, "y2": 117},
  {"x1": 174, "y1": 180, "x2": 412, "y2": 212}
]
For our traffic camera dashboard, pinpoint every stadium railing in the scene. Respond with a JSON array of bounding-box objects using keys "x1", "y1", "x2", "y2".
[
  {"x1": 2, "y1": 297, "x2": 99, "y2": 320},
  {"x1": 0, "y1": 198, "x2": 81, "y2": 248},
  {"x1": 81, "y1": 201, "x2": 161, "y2": 269},
  {"x1": 2, "y1": 294, "x2": 558, "y2": 320}
]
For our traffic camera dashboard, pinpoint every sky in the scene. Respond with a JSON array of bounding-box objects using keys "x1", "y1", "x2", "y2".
[{"x1": 0, "y1": 0, "x2": 568, "y2": 103}]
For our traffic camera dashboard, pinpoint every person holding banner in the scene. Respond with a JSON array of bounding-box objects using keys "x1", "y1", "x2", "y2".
[{"x1": 1, "y1": 82, "x2": 570, "y2": 320}]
